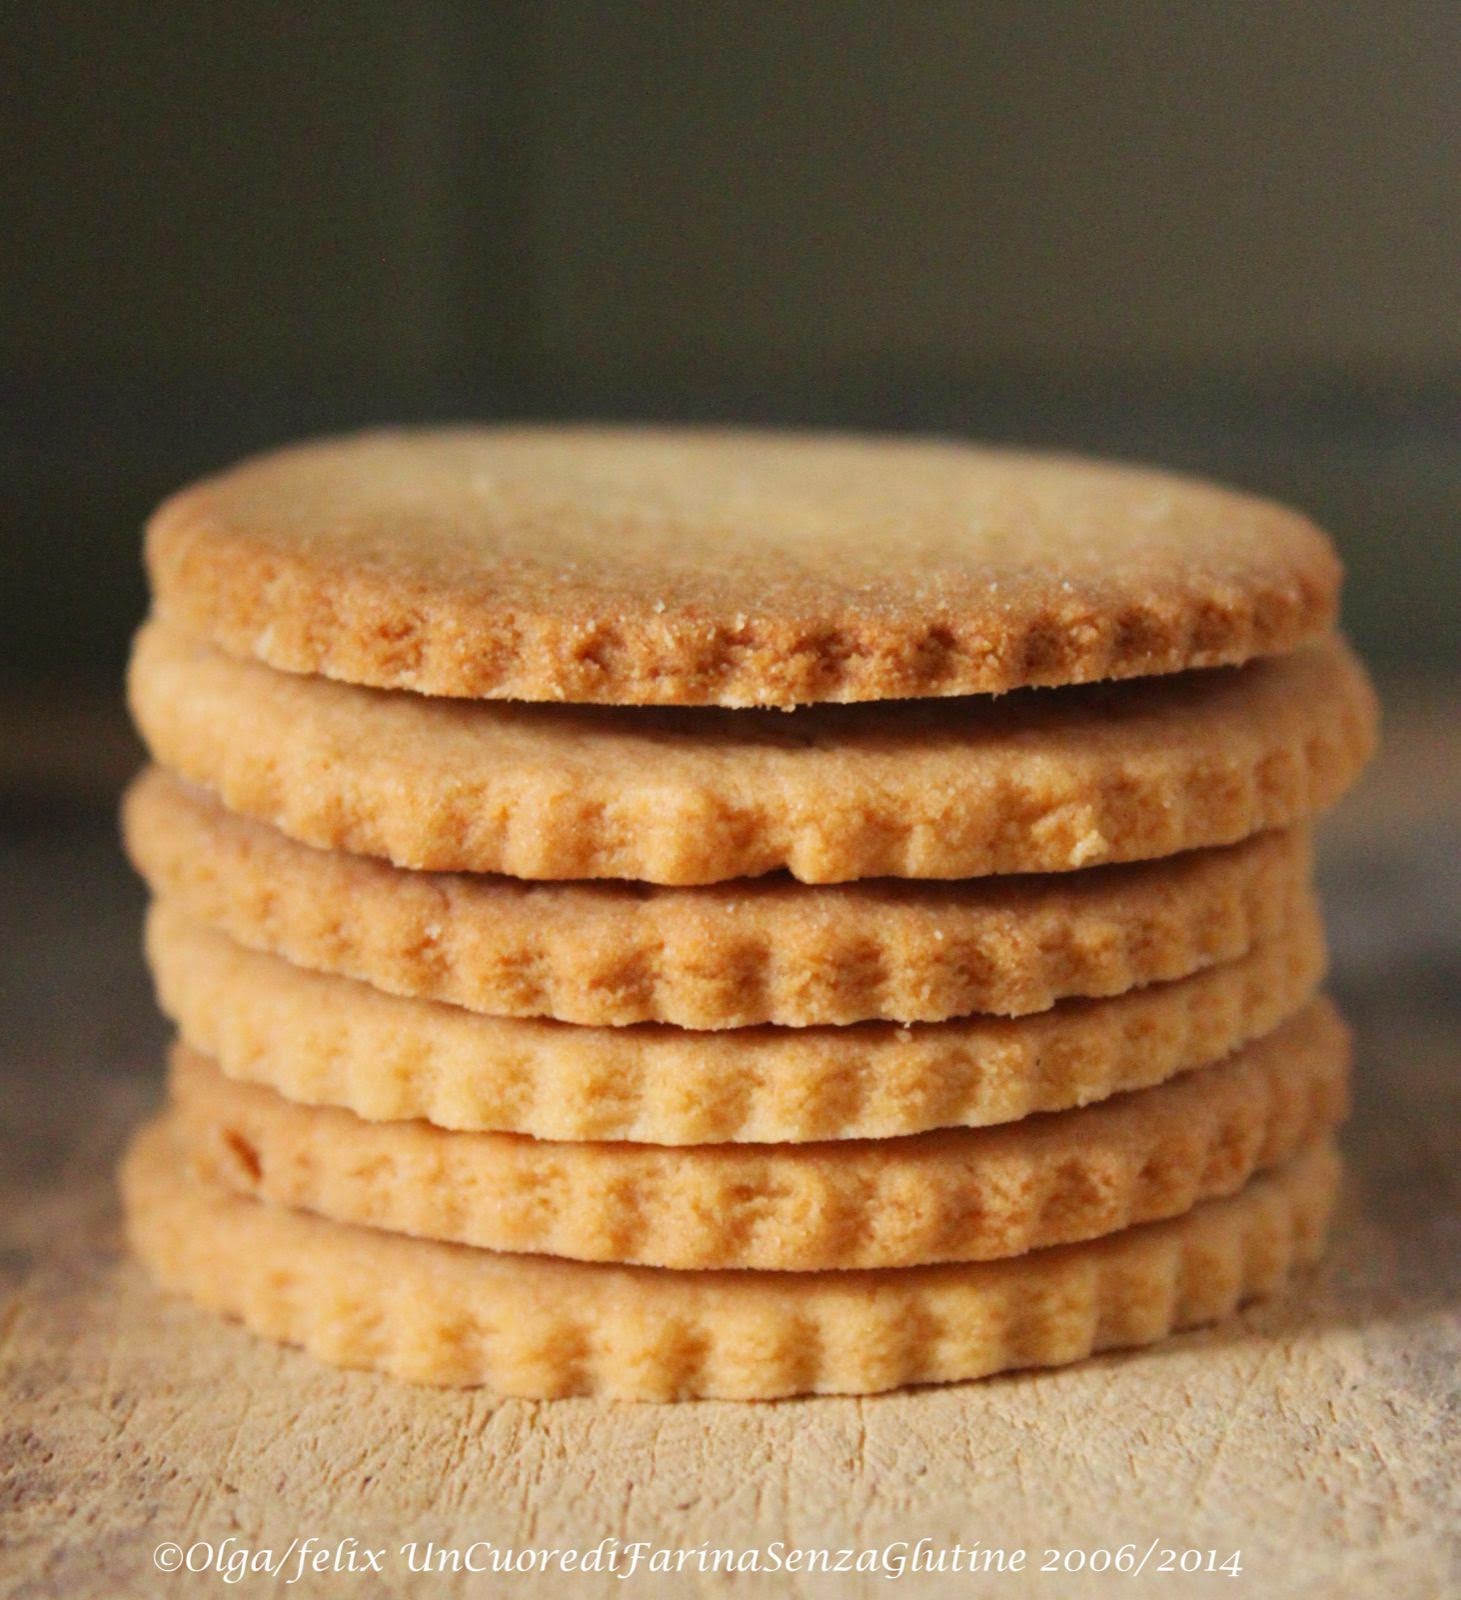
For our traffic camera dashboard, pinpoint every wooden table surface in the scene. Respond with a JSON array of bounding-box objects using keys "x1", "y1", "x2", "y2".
[{"x1": 3, "y1": 682, "x2": 1457, "y2": 1600}]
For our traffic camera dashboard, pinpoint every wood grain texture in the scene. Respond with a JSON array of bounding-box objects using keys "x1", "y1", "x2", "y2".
[{"x1": 2, "y1": 684, "x2": 1458, "y2": 1598}]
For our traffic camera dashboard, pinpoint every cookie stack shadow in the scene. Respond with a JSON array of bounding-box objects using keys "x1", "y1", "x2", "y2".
[{"x1": 119, "y1": 428, "x2": 1378, "y2": 1400}]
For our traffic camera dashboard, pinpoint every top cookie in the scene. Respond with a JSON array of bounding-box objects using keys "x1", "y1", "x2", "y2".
[{"x1": 146, "y1": 427, "x2": 1341, "y2": 707}]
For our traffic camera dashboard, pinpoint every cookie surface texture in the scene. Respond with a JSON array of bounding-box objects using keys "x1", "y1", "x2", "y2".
[
  {"x1": 145, "y1": 900, "x2": 1327, "y2": 1144},
  {"x1": 128, "y1": 622, "x2": 1377, "y2": 884},
  {"x1": 124, "y1": 769, "x2": 1316, "y2": 1027},
  {"x1": 123, "y1": 1122, "x2": 1341, "y2": 1399},
  {"x1": 145, "y1": 427, "x2": 1341, "y2": 707},
  {"x1": 169, "y1": 1001, "x2": 1348, "y2": 1269}
]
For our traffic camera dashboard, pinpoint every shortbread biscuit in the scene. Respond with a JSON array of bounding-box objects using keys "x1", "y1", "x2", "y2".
[
  {"x1": 123, "y1": 1123, "x2": 1341, "y2": 1398},
  {"x1": 124, "y1": 769, "x2": 1316, "y2": 1028},
  {"x1": 144, "y1": 428, "x2": 1340, "y2": 707},
  {"x1": 129, "y1": 621, "x2": 1376, "y2": 884},
  {"x1": 172, "y1": 1002, "x2": 1347, "y2": 1270},
  {"x1": 146, "y1": 901, "x2": 1326, "y2": 1144}
]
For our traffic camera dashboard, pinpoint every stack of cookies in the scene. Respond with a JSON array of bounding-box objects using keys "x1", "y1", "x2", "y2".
[{"x1": 121, "y1": 429, "x2": 1377, "y2": 1400}]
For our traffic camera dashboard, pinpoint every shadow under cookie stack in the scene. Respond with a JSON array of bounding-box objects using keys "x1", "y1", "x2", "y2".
[{"x1": 121, "y1": 428, "x2": 1377, "y2": 1401}]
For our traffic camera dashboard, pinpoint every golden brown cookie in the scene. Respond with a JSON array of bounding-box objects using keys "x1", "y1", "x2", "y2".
[
  {"x1": 128, "y1": 621, "x2": 1376, "y2": 884},
  {"x1": 144, "y1": 427, "x2": 1341, "y2": 708},
  {"x1": 171, "y1": 1001, "x2": 1347, "y2": 1270},
  {"x1": 146, "y1": 900, "x2": 1326, "y2": 1144},
  {"x1": 124, "y1": 768, "x2": 1316, "y2": 1028},
  {"x1": 123, "y1": 1122, "x2": 1341, "y2": 1399}
]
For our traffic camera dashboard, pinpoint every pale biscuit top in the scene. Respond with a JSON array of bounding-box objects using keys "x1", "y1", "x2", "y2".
[{"x1": 146, "y1": 427, "x2": 1341, "y2": 707}]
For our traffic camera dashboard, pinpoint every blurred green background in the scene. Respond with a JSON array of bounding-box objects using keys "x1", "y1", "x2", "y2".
[{"x1": 3, "y1": 0, "x2": 1457, "y2": 686}]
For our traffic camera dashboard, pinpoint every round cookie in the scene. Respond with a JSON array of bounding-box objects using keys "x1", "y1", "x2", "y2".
[
  {"x1": 144, "y1": 428, "x2": 1341, "y2": 708},
  {"x1": 129, "y1": 621, "x2": 1376, "y2": 885},
  {"x1": 124, "y1": 768, "x2": 1316, "y2": 1028},
  {"x1": 170, "y1": 1002, "x2": 1348, "y2": 1270},
  {"x1": 145, "y1": 900, "x2": 1327, "y2": 1144},
  {"x1": 123, "y1": 1123, "x2": 1341, "y2": 1399}
]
